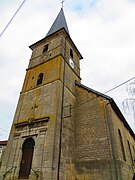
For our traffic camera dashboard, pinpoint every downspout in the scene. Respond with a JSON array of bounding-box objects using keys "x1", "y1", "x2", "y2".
[
  {"x1": 57, "y1": 35, "x2": 67, "y2": 180},
  {"x1": 105, "y1": 100, "x2": 119, "y2": 180}
]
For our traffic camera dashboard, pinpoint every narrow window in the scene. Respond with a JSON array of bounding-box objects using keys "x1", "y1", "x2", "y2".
[
  {"x1": 36, "y1": 73, "x2": 44, "y2": 85},
  {"x1": 19, "y1": 138, "x2": 35, "y2": 179},
  {"x1": 127, "y1": 140, "x2": 134, "y2": 165},
  {"x1": 132, "y1": 145, "x2": 135, "y2": 154},
  {"x1": 43, "y1": 44, "x2": 49, "y2": 53},
  {"x1": 118, "y1": 129, "x2": 126, "y2": 161},
  {"x1": 70, "y1": 49, "x2": 73, "y2": 59}
]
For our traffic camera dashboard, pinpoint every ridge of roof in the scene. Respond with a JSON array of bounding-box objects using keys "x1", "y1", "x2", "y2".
[{"x1": 46, "y1": 8, "x2": 69, "y2": 37}]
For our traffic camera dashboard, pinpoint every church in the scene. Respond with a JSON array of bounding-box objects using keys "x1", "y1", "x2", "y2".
[{"x1": 0, "y1": 7, "x2": 135, "y2": 180}]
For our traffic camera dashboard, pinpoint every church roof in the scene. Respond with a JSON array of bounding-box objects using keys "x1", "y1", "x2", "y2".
[
  {"x1": 46, "y1": 8, "x2": 69, "y2": 37},
  {"x1": 75, "y1": 81, "x2": 135, "y2": 140},
  {"x1": 29, "y1": 8, "x2": 83, "y2": 59}
]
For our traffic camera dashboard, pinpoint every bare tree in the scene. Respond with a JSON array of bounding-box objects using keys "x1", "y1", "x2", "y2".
[{"x1": 122, "y1": 79, "x2": 135, "y2": 131}]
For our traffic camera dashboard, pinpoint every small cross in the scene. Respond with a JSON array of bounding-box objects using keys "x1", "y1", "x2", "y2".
[
  {"x1": 31, "y1": 104, "x2": 38, "y2": 116},
  {"x1": 61, "y1": 0, "x2": 65, "y2": 8}
]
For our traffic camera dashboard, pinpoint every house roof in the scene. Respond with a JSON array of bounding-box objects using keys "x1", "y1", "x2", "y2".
[
  {"x1": 75, "y1": 81, "x2": 135, "y2": 140},
  {"x1": 46, "y1": 8, "x2": 69, "y2": 37}
]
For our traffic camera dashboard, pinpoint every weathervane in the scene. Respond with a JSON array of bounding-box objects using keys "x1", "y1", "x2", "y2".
[{"x1": 61, "y1": 0, "x2": 65, "y2": 8}]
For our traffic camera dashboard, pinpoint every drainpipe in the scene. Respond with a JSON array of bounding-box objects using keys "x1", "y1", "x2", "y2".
[
  {"x1": 57, "y1": 35, "x2": 67, "y2": 180},
  {"x1": 105, "y1": 101, "x2": 119, "y2": 180}
]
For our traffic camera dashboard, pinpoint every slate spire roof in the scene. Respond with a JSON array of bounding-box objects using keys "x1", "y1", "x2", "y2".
[
  {"x1": 29, "y1": 7, "x2": 83, "y2": 59},
  {"x1": 46, "y1": 8, "x2": 69, "y2": 37}
]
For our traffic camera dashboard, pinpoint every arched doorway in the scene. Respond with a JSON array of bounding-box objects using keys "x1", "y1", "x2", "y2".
[{"x1": 19, "y1": 138, "x2": 35, "y2": 179}]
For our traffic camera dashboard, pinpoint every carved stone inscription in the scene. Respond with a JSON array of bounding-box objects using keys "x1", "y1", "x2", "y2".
[{"x1": 14, "y1": 117, "x2": 49, "y2": 137}]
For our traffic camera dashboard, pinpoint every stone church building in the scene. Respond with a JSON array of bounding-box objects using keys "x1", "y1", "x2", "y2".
[{"x1": 0, "y1": 8, "x2": 135, "y2": 180}]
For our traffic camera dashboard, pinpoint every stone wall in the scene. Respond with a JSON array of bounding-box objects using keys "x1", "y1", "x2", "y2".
[
  {"x1": 75, "y1": 85, "x2": 113, "y2": 180},
  {"x1": 75, "y1": 84, "x2": 135, "y2": 180},
  {"x1": 109, "y1": 104, "x2": 135, "y2": 180}
]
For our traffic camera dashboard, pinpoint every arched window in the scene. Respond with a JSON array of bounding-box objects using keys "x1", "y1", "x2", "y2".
[
  {"x1": 127, "y1": 140, "x2": 134, "y2": 165},
  {"x1": 70, "y1": 48, "x2": 73, "y2": 59},
  {"x1": 36, "y1": 73, "x2": 44, "y2": 85},
  {"x1": 43, "y1": 44, "x2": 49, "y2": 53},
  {"x1": 118, "y1": 129, "x2": 126, "y2": 161},
  {"x1": 19, "y1": 138, "x2": 35, "y2": 179}
]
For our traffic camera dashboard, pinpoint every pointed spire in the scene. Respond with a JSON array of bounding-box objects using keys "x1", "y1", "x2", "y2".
[{"x1": 46, "y1": 8, "x2": 69, "y2": 37}]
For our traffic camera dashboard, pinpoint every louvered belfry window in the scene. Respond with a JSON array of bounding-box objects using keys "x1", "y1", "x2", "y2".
[{"x1": 37, "y1": 73, "x2": 44, "y2": 85}]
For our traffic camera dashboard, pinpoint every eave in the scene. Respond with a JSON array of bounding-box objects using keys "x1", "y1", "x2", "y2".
[
  {"x1": 75, "y1": 81, "x2": 135, "y2": 140},
  {"x1": 29, "y1": 28, "x2": 83, "y2": 60}
]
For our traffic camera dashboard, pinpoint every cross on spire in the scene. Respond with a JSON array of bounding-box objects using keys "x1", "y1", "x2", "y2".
[{"x1": 61, "y1": 0, "x2": 65, "y2": 8}]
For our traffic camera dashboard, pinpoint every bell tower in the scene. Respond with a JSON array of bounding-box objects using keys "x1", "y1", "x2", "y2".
[{"x1": 0, "y1": 8, "x2": 82, "y2": 180}]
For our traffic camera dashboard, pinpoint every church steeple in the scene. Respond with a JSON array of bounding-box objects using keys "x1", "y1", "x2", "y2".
[
  {"x1": 0, "y1": 6, "x2": 83, "y2": 180},
  {"x1": 46, "y1": 8, "x2": 69, "y2": 37},
  {"x1": 29, "y1": 7, "x2": 82, "y2": 60}
]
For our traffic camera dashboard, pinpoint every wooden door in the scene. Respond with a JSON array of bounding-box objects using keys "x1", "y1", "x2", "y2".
[{"x1": 19, "y1": 138, "x2": 35, "y2": 179}]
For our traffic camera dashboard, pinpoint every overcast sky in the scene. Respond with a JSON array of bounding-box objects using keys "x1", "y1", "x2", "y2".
[{"x1": 0, "y1": 0, "x2": 135, "y2": 140}]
